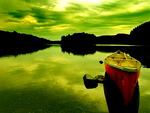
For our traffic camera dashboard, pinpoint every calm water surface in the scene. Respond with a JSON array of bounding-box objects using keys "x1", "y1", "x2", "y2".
[{"x1": 0, "y1": 45, "x2": 150, "y2": 113}]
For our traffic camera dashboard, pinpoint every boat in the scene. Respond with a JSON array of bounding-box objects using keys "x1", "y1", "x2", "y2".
[{"x1": 104, "y1": 50, "x2": 141, "y2": 106}]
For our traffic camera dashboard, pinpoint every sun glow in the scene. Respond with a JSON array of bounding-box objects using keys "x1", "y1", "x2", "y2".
[
  {"x1": 76, "y1": 0, "x2": 103, "y2": 3},
  {"x1": 54, "y1": 0, "x2": 103, "y2": 11},
  {"x1": 54, "y1": 0, "x2": 70, "y2": 11}
]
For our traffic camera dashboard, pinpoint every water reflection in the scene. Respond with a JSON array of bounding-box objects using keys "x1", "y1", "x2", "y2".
[
  {"x1": 0, "y1": 45, "x2": 150, "y2": 113},
  {"x1": 61, "y1": 45, "x2": 150, "y2": 68},
  {"x1": 61, "y1": 44, "x2": 96, "y2": 55},
  {"x1": 0, "y1": 44, "x2": 51, "y2": 57},
  {"x1": 0, "y1": 47, "x2": 108, "y2": 113},
  {"x1": 1, "y1": 44, "x2": 150, "y2": 68}
]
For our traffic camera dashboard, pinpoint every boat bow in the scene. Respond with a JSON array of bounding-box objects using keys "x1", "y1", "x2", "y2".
[{"x1": 104, "y1": 50, "x2": 141, "y2": 106}]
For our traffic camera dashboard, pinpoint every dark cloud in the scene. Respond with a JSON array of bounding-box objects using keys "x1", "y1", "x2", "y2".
[
  {"x1": 31, "y1": 7, "x2": 66, "y2": 23},
  {"x1": 7, "y1": 10, "x2": 30, "y2": 19},
  {"x1": 5, "y1": 6, "x2": 67, "y2": 25},
  {"x1": 30, "y1": 7, "x2": 50, "y2": 22}
]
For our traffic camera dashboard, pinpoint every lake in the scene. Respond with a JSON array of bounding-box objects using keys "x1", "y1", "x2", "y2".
[{"x1": 0, "y1": 45, "x2": 150, "y2": 113}]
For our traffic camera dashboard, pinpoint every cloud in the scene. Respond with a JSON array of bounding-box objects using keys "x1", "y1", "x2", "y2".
[
  {"x1": 21, "y1": 0, "x2": 56, "y2": 8},
  {"x1": 7, "y1": 10, "x2": 30, "y2": 19},
  {"x1": 0, "y1": 0, "x2": 150, "y2": 39},
  {"x1": 67, "y1": 0, "x2": 150, "y2": 35},
  {"x1": 32, "y1": 8, "x2": 66, "y2": 23}
]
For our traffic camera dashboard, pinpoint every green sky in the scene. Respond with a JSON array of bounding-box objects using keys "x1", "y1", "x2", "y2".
[{"x1": 0, "y1": 0, "x2": 150, "y2": 40}]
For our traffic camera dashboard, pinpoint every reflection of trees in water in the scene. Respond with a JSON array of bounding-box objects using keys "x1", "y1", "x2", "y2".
[
  {"x1": 0, "y1": 45, "x2": 51, "y2": 57},
  {"x1": 1, "y1": 44, "x2": 150, "y2": 68},
  {"x1": 61, "y1": 45, "x2": 150, "y2": 68},
  {"x1": 61, "y1": 44, "x2": 96, "y2": 56}
]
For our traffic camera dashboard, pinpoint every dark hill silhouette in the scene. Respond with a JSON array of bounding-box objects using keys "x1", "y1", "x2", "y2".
[
  {"x1": 61, "y1": 21, "x2": 150, "y2": 45},
  {"x1": 130, "y1": 21, "x2": 150, "y2": 45},
  {"x1": 0, "y1": 30, "x2": 53, "y2": 57},
  {"x1": 0, "y1": 30, "x2": 52, "y2": 47},
  {"x1": 61, "y1": 32, "x2": 131, "y2": 45},
  {"x1": 96, "y1": 33, "x2": 130, "y2": 44}
]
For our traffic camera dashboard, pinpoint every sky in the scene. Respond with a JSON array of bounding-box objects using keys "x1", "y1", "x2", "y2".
[{"x1": 0, "y1": 0, "x2": 150, "y2": 40}]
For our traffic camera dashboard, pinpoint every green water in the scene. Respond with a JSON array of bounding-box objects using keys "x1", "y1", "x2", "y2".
[{"x1": 0, "y1": 46, "x2": 149, "y2": 113}]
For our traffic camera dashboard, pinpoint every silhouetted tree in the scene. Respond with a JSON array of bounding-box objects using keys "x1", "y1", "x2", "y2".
[
  {"x1": 130, "y1": 21, "x2": 150, "y2": 45},
  {"x1": 61, "y1": 32, "x2": 96, "y2": 45}
]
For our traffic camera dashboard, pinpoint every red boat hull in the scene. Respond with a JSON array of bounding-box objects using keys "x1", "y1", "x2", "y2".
[{"x1": 105, "y1": 64, "x2": 140, "y2": 106}]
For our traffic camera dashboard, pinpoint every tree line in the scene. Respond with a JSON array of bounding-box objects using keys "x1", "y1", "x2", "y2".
[
  {"x1": 0, "y1": 30, "x2": 52, "y2": 47},
  {"x1": 61, "y1": 21, "x2": 150, "y2": 45},
  {"x1": 1, "y1": 21, "x2": 150, "y2": 46}
]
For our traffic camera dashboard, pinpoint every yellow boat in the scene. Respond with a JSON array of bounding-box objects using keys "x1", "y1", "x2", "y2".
[
  {"x1": 104, "y1": 50, "x2": 141, "y2": 106},
  {"x1": 104, "y1": 50, "x2": 141, "y2": 72}
]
